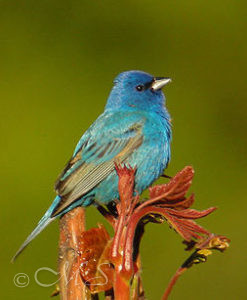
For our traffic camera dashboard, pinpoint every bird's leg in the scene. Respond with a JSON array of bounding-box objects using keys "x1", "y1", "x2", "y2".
[
  {"x1": 96, "y1": 204, "x2": 116, "y2": 227},
  {"x1": 161, "y1": 174, "x2": 172, "y2": 179}
]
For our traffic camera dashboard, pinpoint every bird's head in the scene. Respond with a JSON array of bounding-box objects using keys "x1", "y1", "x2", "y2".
[{"x1": 105, "y1": 70, "x2": 171, "y2": 114}]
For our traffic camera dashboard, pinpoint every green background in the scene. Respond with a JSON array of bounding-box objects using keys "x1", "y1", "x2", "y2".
[{"x1": 1, "y1": 1, "x2": 246, "y2": 299}]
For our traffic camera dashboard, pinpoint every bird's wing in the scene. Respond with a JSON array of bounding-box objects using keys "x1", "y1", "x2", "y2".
[{"x1": 52, "y1": 114, "x2": 145, "y2": 216}]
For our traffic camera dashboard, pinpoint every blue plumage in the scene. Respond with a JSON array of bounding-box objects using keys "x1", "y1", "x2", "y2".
[{"x1": 12, "y1": 70, "x2": 172, "y2": 261}]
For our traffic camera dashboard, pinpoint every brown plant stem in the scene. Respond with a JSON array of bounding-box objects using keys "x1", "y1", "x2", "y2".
[
  {"x1": 114, "y1": 270, "x2": 131, "y2": 300},
  {"x1": 59, "y1": 207, "x2": 92, "y2": 300},
  {"x1": 162, "y1": 267, "x2": 186, "y2": 300},
  {"x1": 130, "y1": 255, "x2": 145, "y2": 300}
]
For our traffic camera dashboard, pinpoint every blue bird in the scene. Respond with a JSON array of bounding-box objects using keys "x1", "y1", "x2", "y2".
[{"x1": 12, "y1": 70, "x2": 172, "y2": 261}]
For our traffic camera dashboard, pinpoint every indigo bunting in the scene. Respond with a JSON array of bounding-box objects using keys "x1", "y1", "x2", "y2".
[{"x1": 12, "y1": 70, "x2": 171, "y2": 261}]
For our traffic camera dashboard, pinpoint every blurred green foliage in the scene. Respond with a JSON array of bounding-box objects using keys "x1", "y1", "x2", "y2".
[{"x1": 1, "y1": 1, "x2": 246, "y2": 299}]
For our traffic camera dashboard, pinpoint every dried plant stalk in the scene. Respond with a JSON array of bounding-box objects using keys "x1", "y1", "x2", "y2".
[{"x1": 59, "y1": 207, "x2": 92, "y2": 300}]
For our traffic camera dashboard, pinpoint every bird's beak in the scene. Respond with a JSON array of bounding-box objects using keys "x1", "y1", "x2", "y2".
[{"x1": 151, "y1": 77, "x2": 172, "y2": 91}]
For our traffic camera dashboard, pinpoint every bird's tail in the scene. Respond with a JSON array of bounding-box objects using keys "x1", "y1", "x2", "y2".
[{"x1": 11, "y1": 196, "x2": 61, "y2": 263}]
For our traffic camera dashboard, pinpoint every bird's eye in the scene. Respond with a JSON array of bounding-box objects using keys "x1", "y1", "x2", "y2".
[{"x1": 135, "y1": 85, "x2": 144, "y2": 92}]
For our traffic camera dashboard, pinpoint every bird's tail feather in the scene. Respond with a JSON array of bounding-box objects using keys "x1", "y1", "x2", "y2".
[
  {"x1": 11, "y1": 216, "x2": 54, "y2": 263},
  {"x1": 11, "y1": 196, "x2": 61, "y2": 263}
]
